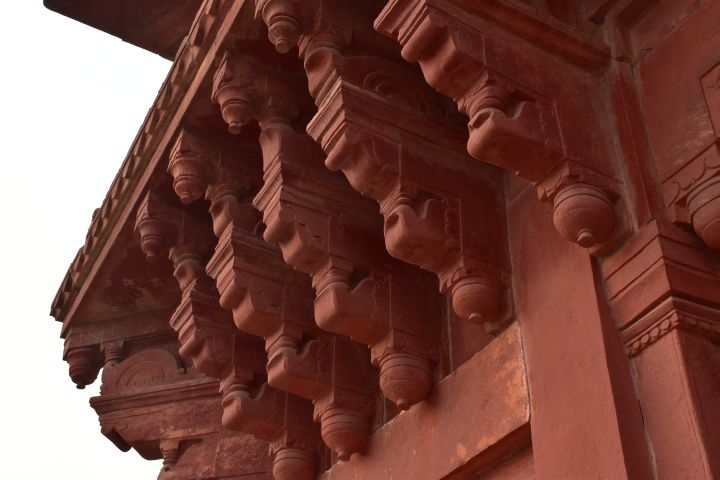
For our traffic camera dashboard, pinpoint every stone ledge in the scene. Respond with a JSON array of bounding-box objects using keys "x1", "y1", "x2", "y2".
[{"x1": 321, "y1": 322, "x2": 529, "y2": 480}]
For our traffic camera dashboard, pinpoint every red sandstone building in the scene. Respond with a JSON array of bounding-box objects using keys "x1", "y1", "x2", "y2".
[{"x1": 47, "y1": 0, "x2": 720, "y2": 479}]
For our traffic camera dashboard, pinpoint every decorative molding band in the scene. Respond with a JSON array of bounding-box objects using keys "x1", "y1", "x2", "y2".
[{"x1": 623, "y1": 297, "x2": 720, "y2": 357}]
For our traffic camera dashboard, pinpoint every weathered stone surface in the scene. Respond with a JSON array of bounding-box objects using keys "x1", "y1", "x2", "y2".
[
  {"x1": 47, "y1": 0, "x2": 720, "y2": 479},
  {"x1": 320, "y1": 323, "x2": 529, "y2": 480}
]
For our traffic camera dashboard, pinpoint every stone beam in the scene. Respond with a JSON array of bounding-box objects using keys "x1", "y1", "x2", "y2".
[{"x1": 321, "y1": 324, "x2": 529, "y2": 480}]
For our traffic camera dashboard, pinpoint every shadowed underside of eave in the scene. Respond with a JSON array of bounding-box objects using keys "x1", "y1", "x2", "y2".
[{"x1": 44, "y1": 0, "x2": 204, "y2": 59}]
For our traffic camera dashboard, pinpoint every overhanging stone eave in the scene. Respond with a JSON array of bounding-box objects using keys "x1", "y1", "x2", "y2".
[{"x1": 43, "y1": 0, "x2": 205, "y2": 60}]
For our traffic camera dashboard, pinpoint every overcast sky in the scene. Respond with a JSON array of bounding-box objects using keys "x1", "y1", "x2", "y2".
[{"x1": 1, "y1": 3, "x2": 171, "y2": 477}]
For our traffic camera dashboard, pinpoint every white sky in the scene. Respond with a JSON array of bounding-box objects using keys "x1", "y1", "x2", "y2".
[{"x1": 1, "y1": 3, "x2": 172, "y2": 478}]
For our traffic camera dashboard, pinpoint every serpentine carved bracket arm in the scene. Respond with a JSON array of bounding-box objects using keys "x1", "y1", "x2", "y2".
[{"x1": 166, "y1": 129, "x2": 376, "y2": 463}]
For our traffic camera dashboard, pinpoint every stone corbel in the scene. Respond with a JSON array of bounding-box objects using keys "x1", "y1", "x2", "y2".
[
  {"x1": 159, "y1": 438, "x2": 183, "y2": 471},
  {"x1": 212, "y1": 52, "x2": 301, "y2": 136},
  {"x1": 168, "y1": 129, "x2": 333, "y2": 405},
  {"x1": 304, "y1": 53, "x2": 510, "y2": 325},
  {"x1": 99, "y1": 340, "x2": 126, "y2": 387},
  {"x1": 169, "y1": 274, "x2": 237, "y2": 379},
  {"x1": 210, "y1": 228, "x2": 328, "y2": 396},
  {"x1": 374, "y1": 0, "x2": 620, "y2": 250},
  {"x1": 686, "y1": 174, "x2": 720, "y2": 252},
  {"x1": 254, "y1": 2, "x2": 513, "y2": 324},
  {"x1": 166, "y1": 129, "x2": 373, "y2": 464},
  {"x1": 219, "y1": 339, "x2": 322, "y2": 480},
  {"x1": 101, "y1": 340, "x2": 125, "y2": 367},
  {"x1": 135, "y1": 192, "x2": 237, "y2": 379},
  {"x1": 256, "y1": 0, "x2": 374, "y2": 105},
  {"x1": 212, "y1": 52, "x2": 441, "y2": 418},
  {"x1": 208, "y1": 227, "x2": 377, "y2": 460},
  {"x1": 307, "y1": 335, "x2": 377, "y2": 462},
  {"x1": 64, "y1": 343, "x2": 102, "y2": 389}
]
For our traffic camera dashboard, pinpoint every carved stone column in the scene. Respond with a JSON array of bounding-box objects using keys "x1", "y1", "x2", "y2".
[{"x1": 211, "y1": 52, "x2": 442, "y2": 425}]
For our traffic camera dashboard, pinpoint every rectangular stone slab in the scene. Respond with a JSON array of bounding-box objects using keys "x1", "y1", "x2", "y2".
[{"x1": 321, "y1": 323, "x2": 530, "y2": 480}]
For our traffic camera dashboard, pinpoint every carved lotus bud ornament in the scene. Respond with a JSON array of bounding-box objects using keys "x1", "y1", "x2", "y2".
[
  {"x1": 318, "y1": 407, "x2": 370, "y2": 461},
  {"x1": 136, "y1": 215, "x2": 169, "y2": 260},
  {"x1": 450, "y1": 275, "x2": 504, "y2": 324},
  {"x1": 168, "y1": 133, "x2": 210, "y2": 204},
  {"x1": 256, "y1": 0, "x2": 305, "y2": 54},
  {"x1": 66, "y1": 346, "x2": 102, "y2": 389},
  {"x1": 136, "y1": 197, "x2": 175, "y2": 261},
  {"x1": 272, "y1": 447, "x2": 316, "y2": 480},
  {"x1": 552, "y1": 183, "x2": 615, "y2": 248},
  {"x1": 378, "y1": 351, "x2": 432, "y2": 410}
]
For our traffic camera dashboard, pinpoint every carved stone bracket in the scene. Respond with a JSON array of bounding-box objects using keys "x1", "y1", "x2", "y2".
[
  {"x1": 373, "y1": 0, "x2": 622, "y2": 250},
  {"x1": 663, "y1": 64, "x2": 720, "y2": 251},
  {"x1": 219, "y1": 340, "x2": 322, "y2": 480},
  {"x1": 101, "y1": 340, "x2": 126, "y2": 368},
  {"x1": 135, "y1": 191, "x2": 322, "y2": 478},
  {"x1": 251, "y1": 0, "x2": 516, "y2": 325},
  {"x1": 167, "y1": 129, "x2": 379, "y2": 462},
  {"x1": 64, "y1": 344, "x2": 102, "y2": 389},
  {"x1": 303, "y1": 52, "x2": 511, "y2": 325},
  {"x1": 211, "y1": 53, "x2": 441, "y2": 422}
]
